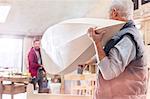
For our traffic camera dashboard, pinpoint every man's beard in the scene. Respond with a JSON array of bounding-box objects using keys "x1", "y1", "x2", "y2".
[{"x1": 34, "y1": 47, "x2": 40, "y2": 51}]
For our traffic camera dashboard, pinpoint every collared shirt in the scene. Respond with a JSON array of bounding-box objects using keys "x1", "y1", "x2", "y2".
[
  {"x1": 34, "y1": 49, "x2": 42, "y2": 65},
  {"x1": 97, "y1": 35, "x2": 136, "y2": 80}
]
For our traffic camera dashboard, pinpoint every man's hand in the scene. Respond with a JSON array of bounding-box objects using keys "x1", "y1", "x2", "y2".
[
  {"x1": 87, "y1": 27, "x2": 106, "y2": 60},
  {"x1": 88, "y1": 27, "x2": 106, "y2": 44},
  {"x1": 40, "y1": 64, "x2": 44, "y2": 67}
]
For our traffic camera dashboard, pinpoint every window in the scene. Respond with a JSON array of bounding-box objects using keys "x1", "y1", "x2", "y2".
[
  {"x1": 142, "y1": 0, "x2": 150, "y2": 4},
  {"x1": 132, "y1": 0, "x2": 139, "y2": 10},
  {"x1": 0, "y1": 37, "x2": 23, "y2": 73}
]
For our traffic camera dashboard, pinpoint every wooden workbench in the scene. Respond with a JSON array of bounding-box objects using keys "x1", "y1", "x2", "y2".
[{"x1": 0, "y1": 75, "x2": 30, "y2": 99}]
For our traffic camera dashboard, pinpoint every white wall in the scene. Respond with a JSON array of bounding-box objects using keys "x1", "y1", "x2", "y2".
[
  {"x1": 22, "y1": 37, "x2": 33, "y2": 73},
  {"x1": 86, "y1": 0, "x2": 111, "y2": 19}
]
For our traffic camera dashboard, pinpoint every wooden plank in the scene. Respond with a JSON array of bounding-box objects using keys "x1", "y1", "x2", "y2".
[
  {"x1": 0, "y1": 76, "x2": 30, "y2": 83},
  {"x1": 64, "y1": 74, "x2": 96, "y2": 81},
  {"x1": 27, "y1": 94, "x2": 92, "y2": 99}
]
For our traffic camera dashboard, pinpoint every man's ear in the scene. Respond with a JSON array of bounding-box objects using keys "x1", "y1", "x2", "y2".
[{"x1": 112, "y1": 8, "x2": 118, "y2": 17}]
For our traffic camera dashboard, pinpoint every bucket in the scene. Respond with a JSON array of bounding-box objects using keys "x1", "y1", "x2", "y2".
[{"x1": 50, "y1": 83, "x2": 61, "y2": 94}]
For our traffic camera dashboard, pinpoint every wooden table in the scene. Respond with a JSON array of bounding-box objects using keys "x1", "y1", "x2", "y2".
[{"x1": 0, "y1": 75, "x2": 30, "y2": 99}]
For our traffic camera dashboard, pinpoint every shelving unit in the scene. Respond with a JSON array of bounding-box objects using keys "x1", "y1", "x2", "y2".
[
  {"x1": 134, "y1": 3, "x2": 150, "y2": 45},
  {"x1": 64, "y1": 74, "x2": 96, "y2": 96}
]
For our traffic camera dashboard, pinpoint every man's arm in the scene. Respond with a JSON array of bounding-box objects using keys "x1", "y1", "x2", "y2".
[
  {"x1": 97, "y1": 36, "x2": 136, "y2": 80},
  {"x1": 88, "y1": 27, "x2": 106, "y2": 60},
  {"x1": 28, "y1": 52, "x2": 41, "y2": 68},
  {"x1": 88, "y1": 27, "x2": 136, "y2": 80},
  {"x1": 94, "y1": 42, "x2": 106, "y2": 60}
]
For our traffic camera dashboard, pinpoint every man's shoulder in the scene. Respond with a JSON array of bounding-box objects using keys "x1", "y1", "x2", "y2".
[
  {"x1": 28, "y1": 47, "x2": 35, "y2": 54},
  {"x1": 115, "y1": 36, "x2": 134, "y2": 48}
]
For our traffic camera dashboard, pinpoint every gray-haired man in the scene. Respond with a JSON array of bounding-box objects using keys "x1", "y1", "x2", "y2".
[{"x1": 88, "y1": 0, "x2": 148, "y2": 99}]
